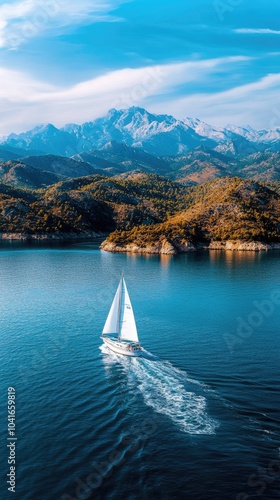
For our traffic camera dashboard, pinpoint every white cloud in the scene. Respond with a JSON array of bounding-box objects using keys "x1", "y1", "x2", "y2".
[
  {"x1": 0, "y1": 55, "x2": 266, "y2": 135},
  {"x1": 150, "y1": 74, "x2": 280, "y2": 130},
  {"x1": 0, "y1": 0, "x2": 126, "y2": 48},
  {"x1": 234, "y1": 28, "x2": 280, "y2": 35}
]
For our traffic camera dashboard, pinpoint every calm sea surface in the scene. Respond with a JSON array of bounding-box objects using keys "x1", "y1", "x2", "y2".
[{"x1": 0, "y1": 242, "x2": 280, "y2": 500}]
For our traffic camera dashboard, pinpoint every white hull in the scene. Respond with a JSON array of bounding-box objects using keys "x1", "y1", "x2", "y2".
[{"x1": 102, "y1": 337, "x2": 143, "y2": 357}]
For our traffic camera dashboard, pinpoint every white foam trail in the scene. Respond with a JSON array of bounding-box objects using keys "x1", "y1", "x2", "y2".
[{"x1": 100, "y1": 345, "x2": 218, "y2": 435}]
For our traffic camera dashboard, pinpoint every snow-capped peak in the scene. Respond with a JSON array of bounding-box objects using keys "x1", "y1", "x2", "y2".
[{"x1": 1, "y1": 107, "x2": 280, "y2": 158}]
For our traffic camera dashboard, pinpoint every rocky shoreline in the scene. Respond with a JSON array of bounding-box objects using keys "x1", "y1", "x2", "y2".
[
  {"x1": 1, "y1": 233, "x2": 280, "y2": 253},
  {"x1": 100, "y1": 238, "x2": 280, "y2": 254}
]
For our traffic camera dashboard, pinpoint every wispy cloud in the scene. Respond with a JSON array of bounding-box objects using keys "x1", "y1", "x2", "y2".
[
  {"x1": 0, "y1": 55, "x2": 252, "y2": 134},
  {"x1": 0, "y1": 0, "x2": 127, "y2": 49},
  {"x1": 151, "y1": 74, "x2": 280, "y2": 129},
  {"x1": 234, "y1": 28, "x2": 280, "y2": 35}
]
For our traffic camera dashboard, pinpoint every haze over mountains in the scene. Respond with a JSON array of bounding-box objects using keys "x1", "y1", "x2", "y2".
[
  {"x1": 0, "y1": 107, "x2": 279, "y2": 250},
  {"x1": 0, "y1": 107, "x2": 280, "y2": 188},
  {"x1": 1, "y1": 107, "x2": 280, "y2": 158}
]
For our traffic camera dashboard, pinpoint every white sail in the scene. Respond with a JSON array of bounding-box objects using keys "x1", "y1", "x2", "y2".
[
  {"x1": 119, "y1": 279, "x2": 139, "y2": 342},
  {"x1": 102, "y1": 278, "x2": 139, "y2": 343},
  {"x1": 102, "y1": 280, "x2": 122, "y2": 335}
]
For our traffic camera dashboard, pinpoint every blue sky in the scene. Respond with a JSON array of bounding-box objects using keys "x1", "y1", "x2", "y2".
[{"x1": 0, "y1": 0, "x2": 279, "y2": 134}]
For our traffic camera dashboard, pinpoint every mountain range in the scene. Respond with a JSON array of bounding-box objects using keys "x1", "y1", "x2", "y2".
[
  {"x1": 0, "y1": 107, "x2": 279, "y2": 250},
  {"x1": 1, "y1": 107, "x2": 280, "y2": 158},
  {"x1": 0, "y1": 106, "x2": 279, "y2": 188},
  {"x1": 1, "y1": 141, "x2": 279, "y2": 190}
]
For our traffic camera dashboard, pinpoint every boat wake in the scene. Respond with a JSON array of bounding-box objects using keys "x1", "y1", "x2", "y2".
[{"x1": 100, "y1": 345, "x2": 218, "y2": 435}]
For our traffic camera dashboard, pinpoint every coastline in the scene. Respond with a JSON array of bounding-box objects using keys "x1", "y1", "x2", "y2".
[
  {"x1": 1, "y1": 233, "x2": 280, "y2": 253},
  {"x1": 100, "y1": 239, "x2": 280, "y2": 254},
  {"x1": 0, "y1": 232, "x2": 105, "y2": 241}
]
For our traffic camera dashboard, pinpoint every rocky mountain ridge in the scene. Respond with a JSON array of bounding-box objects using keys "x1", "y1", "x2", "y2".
[{"x1": 1, "y1": 107, "x2": 279, "y2": 158}]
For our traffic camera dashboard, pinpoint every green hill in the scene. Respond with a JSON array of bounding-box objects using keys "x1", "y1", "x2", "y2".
[
  {"x1": 0, "y1": 173, "x2": 279, "y2": 250},
  {"x1": 101, "y1": 177, "x2": 280, "y2": 253},
  {"x1": 0, "y1": 161, "x2": 63, "y2": 189},
  {"x1": 0, "y1": 173, "x2": 188, "y2": 236}
]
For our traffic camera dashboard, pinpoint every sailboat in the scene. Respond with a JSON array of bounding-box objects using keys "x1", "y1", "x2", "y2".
[{"x1": 101, "y1": 277, "x2": 143, "y2": 356}]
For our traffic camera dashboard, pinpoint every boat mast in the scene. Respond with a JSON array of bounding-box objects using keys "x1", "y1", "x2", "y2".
[{"x1": 117, "y1": 277, "x2": 123, "y2": 340}]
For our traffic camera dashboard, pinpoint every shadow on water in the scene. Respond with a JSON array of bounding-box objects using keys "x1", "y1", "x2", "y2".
[{"x1": 0, "y1": 238, "x2": 104, "y2": 252}]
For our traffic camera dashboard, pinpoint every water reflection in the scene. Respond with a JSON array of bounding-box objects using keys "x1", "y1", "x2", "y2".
[
  {"x1": 209, "y1": 249, "x2": 263, "y2": 267},
  {"x1": 0, "y1": 238, "x2": 103, "y2": 252},
  {"x1": 160, "y1": 253, "x2": 172, "y2": 268}
]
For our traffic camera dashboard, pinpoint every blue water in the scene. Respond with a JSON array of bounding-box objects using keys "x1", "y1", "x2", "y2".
[{"x1": 0, "y1": 243, "x2": 280, "y2": 500}]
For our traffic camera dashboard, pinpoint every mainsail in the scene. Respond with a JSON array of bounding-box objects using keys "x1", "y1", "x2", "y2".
[
  {"x1": 102, "y1": 278, "x2": 139, "y2": 343},
  {"x1": 119, "y1": 279, "x2": 138, "y2": 342}
]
